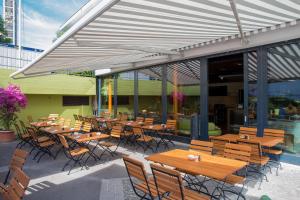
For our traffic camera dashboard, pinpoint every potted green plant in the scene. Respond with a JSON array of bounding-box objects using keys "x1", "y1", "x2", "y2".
[{"x1": 0, "y1": 84, "x2": 27, "y2": 142}]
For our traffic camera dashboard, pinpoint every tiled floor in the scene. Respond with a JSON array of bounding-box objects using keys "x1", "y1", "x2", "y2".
[{"x1": 0, "y1": 140, "x2": 300, "y2": 200}]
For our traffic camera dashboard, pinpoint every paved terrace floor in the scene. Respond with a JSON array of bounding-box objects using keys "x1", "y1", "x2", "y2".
[{"x1": 1, "y1": 140, "x2": 300, "y2": 200}]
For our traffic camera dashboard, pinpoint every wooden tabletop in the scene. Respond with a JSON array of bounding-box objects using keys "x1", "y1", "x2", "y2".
[
  {"x1": 145, "y1": 149, "x2": 247, "y2": 180},
  {"x1": 41, "y1": 126, "x2": 78, "y2": 135},
  {"x1": 30, "y1": 122, "x2": 59, "y2": 128},
  {"x1": 67, "y1": 133, "x2": 110, "y2": 143},
  {"x1": 142, "y1": 124, "x2": 167, "y2": 131},
  {"x1": 210, "y1": 134, "x2": 282, "y2": 147},
  {"x1": 96, "y1": 118, "x2": 118, "y2": 123},
  {"x1": 119, "y1": 121, "x2": 143, "y2": 127}
]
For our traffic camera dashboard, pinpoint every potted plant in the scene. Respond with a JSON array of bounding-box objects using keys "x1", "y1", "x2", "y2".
[{"x1": 0, "y1": 84, "x2": 27, "y2": 142}]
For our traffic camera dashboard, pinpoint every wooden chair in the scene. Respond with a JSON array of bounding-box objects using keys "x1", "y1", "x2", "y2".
[
  {"x1": 0, "y1": 168, "x2": 30, "y2": 200},
  {"x1": 189, "y1": 140, "x2": 213, "y2": 155},
  {"x1": 64, "y1": 119, "x2": 72, "y2": 128},
  {"x1": 166, "y1": 119, "x2": 177, "y2": 133},
  {"x1": 73, "y1": 120, "x2": 82, "y2": 131},
  {"x1": 82, "y1": 122, "x2": 92, "y2": 133},
  {"x1": 3, "y1": 149, "x2": 28, "y2": 185},
  {"x1": 15, "y1": 124, "x2": 31, "y2": 149},
  {"x1": 237, "y1": 139, "x2": 269, "y2": 189},
  {"x1": 144, "y1": 118, "x2": 154, "y2": 125},
  {"x1": 121, "y1": 114, "x2": 129, "y2": 121},
  {"x1": 136, "y1": 117, "x2": 145, "y2": 123},
  {"x1": 48, "y1": 114, "x2": 59, "y2": 120},
  {"x1": 132, "y1": 127, "x2": 155, "y2": 152},
  {"x1": 218, "y1": 143, "x2": 251, "y2": 199},
  {"x1": 262, "y1": 128, "x2": 284, "y2": 174},
  {"x1": 27, "y1": 127, "x2": 56, "y2": 163},
  {"x1": 73, "y1": 114, "x2": 79, "y2": 121},
  {"x1": 97, "y1": 126, "x2": 123, "y2": 157},
  {"x1": 150, "y1": 163, "x2": 209, "y2": 200},
  {"x1": 123, "y1": 156, "x2": 158, "y2": 200},
  {"x1": 211, "y1": 138, "x2": 230, "y2": 156},
  {"x1": 239, "y1": 127, "x2": 257, "y2": 137},
  {"x1": 58, "y1": 117, "x2": 65, "y2": 126},
  {"x1": 58, "y1": 134, "x2": 89, "y2": 175}
]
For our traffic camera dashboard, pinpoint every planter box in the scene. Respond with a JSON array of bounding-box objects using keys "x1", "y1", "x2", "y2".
[{"x1": 0, "y1": 131, "x2": 16, "y2": 142}]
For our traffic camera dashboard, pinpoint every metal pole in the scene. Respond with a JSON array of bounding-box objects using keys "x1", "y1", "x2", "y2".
[
  {"x1": 18, "y1": 0, "x2": 22, "y2": 68},
  {"x1": 134, "y1": 71, "x2": 139, "y2": 119},
  {"x1": 161, "y1": 65, "x2": 168, "y2": 123},
  {"x1": 200, "y1": 58, "x2": 209, "y2": 140},
  {"x1": 243, "y1": 52, "x2": 249, "y2": 126}
]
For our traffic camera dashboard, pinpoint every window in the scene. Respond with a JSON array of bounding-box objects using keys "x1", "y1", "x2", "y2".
[{"x1": 63, "y1": 96, "x2": 89, "y2": 106}]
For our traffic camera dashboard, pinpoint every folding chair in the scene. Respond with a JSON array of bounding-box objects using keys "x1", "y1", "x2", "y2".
[
  {"x1": 189, "y1": 140, "x2": 213, "y2": 154},
  {"x1": 133, "y1": 127, "x2": 155, "y2": 152},
  {"x1": 64, "y1": 119, "x2": 72, "y2": 128},
  {"x1": 14, "y1": 124, "x2": 31, "y2": 149},
  {"x1": 0, "y1": 168, "x2": 30, "y2": 200},
  {"x1": 3, "y1": 149, "x2": 28, "y2": 185},
  {"x1": 144, "y1": 118, "x2": 154, "y2": 125},
  {"x1": 82, "y1": 122, "x2": 92, "y2": 133},
  {"x1": 213, "y1": 143, "x2": 251, "y2": 200},
  {"x1": 136, "y1": 117, "x2": 144, "y2": 123},
  {"x1": 27, "y1": 127, "x2": 56, "y2": 163},
  {"x1": 123, "y1": 156, "x2": 158, "y2": 200},
  {"x1": 98, "y1": 126, "x2": 123, "y2": 157},
  {"x1": 150, "y1": 163, "x2": 209, "y2": 200},
  {"x1": 238, "y1": 139, "x2": 270, "y2": 189},
  {"x1": 73, "y1": 120, "x2": 82, "y2": 131},
  {"x1": 58, "y1": 134, "x2": 89, "y2": 175},
  {"x1": 211, "y1": 137, "x2": 230, "y2": 156}
]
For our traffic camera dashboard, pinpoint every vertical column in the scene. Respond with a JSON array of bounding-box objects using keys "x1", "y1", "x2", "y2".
[
  {"x1": 243, "y1": 52, "x2": 249, "y2": 126},
  {"x1": 134, "y1": 70, "x2": 139, "y2": 119},
  {"x1": 200, "y1": 58, "x2": 209, "y2": 140},
  {"x1": 113, "y1": 74, "x2": 118, "y2": 118},
  {"x1": 96, "y1": 77, "x2": 102, "y2": 116},
  {"x1": 161, "y1": 65, "x2": 168, "y2": 123},
  {"x1": 257, "y1": 47, "x2": 268, "y2": 137}
]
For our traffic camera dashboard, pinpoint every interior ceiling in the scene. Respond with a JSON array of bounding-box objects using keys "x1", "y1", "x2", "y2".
[{"x1": 10, "y1": 0, "x2": 300, "y2": 78}]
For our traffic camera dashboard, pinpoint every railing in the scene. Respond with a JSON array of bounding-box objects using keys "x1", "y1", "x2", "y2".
[{"x1": 0, "y1": 43, "x2": 43, "y2": 69}]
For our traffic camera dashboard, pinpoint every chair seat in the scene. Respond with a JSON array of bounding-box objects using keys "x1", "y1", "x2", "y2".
[
  {"x1": 263, "y1": 148, "x2": 282, "y2": 155},
  {"x1": 250, "y1": 156, "x2": 269, "y2": 165},
  {"x1": 225, "y1": 174, "x2": 245, "y2": 185},
  {"x1": 100, "y1": 142, "x2": 115, "y2": 147},
  {"x1": 70, "y1": 147, "x2": 89, "y2": 156},
  {"x1": 39, "y1": 140, "x2": 55, "y2": 147},
  {"x1": 38, "y1": 136, "x2": 50, "y2": 143},
  {"x1": 137, "y1": 136, "x2": 153, "y2": 142}
]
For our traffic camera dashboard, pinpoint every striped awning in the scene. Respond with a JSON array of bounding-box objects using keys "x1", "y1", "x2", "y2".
[
  {"x1": 248, "y1": 41, "x2": 300, "y2": 82},
  {"x1": 11, "y1": 0, "x2": 300, "y2": 78}
]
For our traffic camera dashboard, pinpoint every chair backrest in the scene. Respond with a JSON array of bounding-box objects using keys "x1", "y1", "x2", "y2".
[
  {"x1": 82, "y1": 122, "x2": 92, "y2": 132},
  {"x1": 73, "y1": 120, "x2": 82, "y2": 130},
  {"x1": 110, "y1": 126, "x2": 123, "y2": 137},
  {"x1": 211, "y1": 138, "x2": 230, "y2": 156},
  {"x1": 121, "y1": 114, "x2": 128, "y2": 121},
  {"x1": 58, "y1": 117, "x2": 65, "y2": 126},
  {"x1": 123, "y1": 156, "x2": 153, "y2": 197},
  {"x1": 239, "y1": 127, "x2": 257, "y2": 137},
  {"x1": 64, "y1": 119, "x2": 72, "y2": 127},
  {"x1": 189, "y1": 140, "x2": 213, "y2": 154},
  {"x1": 144, "y1": 118, "x2": 154, "y2": 125},
  {"x1": 132, "y1": 127, "x2": 143, "y2": 136},
  {"x1": 150, "y1": 163, "x2": 184, "y2": 200},
  {"x1": 27, "y1": 116, "x2": 33, "y2": 123},
  {"x1": 48, "y1": 114, "x2": 59, "y2": 119},
  {"x1": 73, "y1": 114, "x2": 79, "y2": 120},
  {"x1": 263, "y1": 128, "x2": 285, "y2": 140},
  {"x1": 10, "y1": 149, "x2": 28, "y2": 171},
  {"x1": 58, "y1": 134, "x2": 70, "y2": 149},
  {"x1": 166, "y1": 119, "x2": 177, "y2": 129},
  {"x1": 136, "y1": 117, "x2": 144, "y2": 123},
  {"x1": 27, "y1": 127, "x2": 38, "y2": 142},
  {"x1": 6, "y1": 168, "x2": 30, "y2": 200},
  {"x1": 78, "y1": 115, "x2": 83, "y2": 121},
  {"x1": 237, "y1": 139, "x2": 262, "y2": 160},
  {"x1": 224, "y1": 143, "x2": 251, "y2": 163}
]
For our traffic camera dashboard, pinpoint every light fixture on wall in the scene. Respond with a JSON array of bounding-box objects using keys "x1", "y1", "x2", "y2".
[{"x1": 218, "y1": 74, "x2": 243, "y2": 80}]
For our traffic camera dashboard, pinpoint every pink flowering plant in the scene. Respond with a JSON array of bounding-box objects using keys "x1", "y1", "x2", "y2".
[{"x1": 0, "y1": 84, "x2": 27, "y2": 131}]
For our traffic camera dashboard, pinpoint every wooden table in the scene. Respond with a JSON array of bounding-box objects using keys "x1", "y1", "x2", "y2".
[
  {"x1": 67, "y1": 132, "x2": 110, "y2": 143},
  {"x1": 40, "y1": 126, "x2": 78, "y2": 135},
  {"x1": 145, "y1": 149, "x2": 247, "y2": 181},
  {"x1": 30, "y1": 122, "x2": 59, "y2": 128},
  {"x1": 120, "y1": 121, "x2": 143, "y2": 127},
  {"x1": 210, "y1": 134, "x2": 282, "y2": 147}
]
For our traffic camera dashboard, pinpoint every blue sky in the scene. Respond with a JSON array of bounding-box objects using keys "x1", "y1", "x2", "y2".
[{"x1": 0, "y1": 0, "x2": 89, "y2": 49}]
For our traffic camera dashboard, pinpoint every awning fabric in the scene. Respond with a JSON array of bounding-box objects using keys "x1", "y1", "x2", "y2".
[{"x1": 11, "y1": 0, "x2": 300, "y2": 78}]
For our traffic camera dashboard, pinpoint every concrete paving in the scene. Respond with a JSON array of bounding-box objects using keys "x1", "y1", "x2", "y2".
[{"x1": 1, "y1": 140, "x2": 300, "y2": 200}]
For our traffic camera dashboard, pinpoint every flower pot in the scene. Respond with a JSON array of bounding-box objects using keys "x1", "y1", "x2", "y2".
[{"x1": 0, "y1": 130, "x2": 16, "y2": 142}]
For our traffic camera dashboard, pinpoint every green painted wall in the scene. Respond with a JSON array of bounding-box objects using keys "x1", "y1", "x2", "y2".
[{"x1": 0, "y1": 68, "x2": 95, "y2": 126}]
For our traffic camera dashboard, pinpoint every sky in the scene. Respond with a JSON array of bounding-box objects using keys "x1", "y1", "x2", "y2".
[{"x1": 0, "y1": 0, "x2": 89, "y2": 50}]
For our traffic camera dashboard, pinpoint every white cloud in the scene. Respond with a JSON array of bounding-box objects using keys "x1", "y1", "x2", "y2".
[{"x1": 22, "y1": 9, "x2": 61, "y2": 50}]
